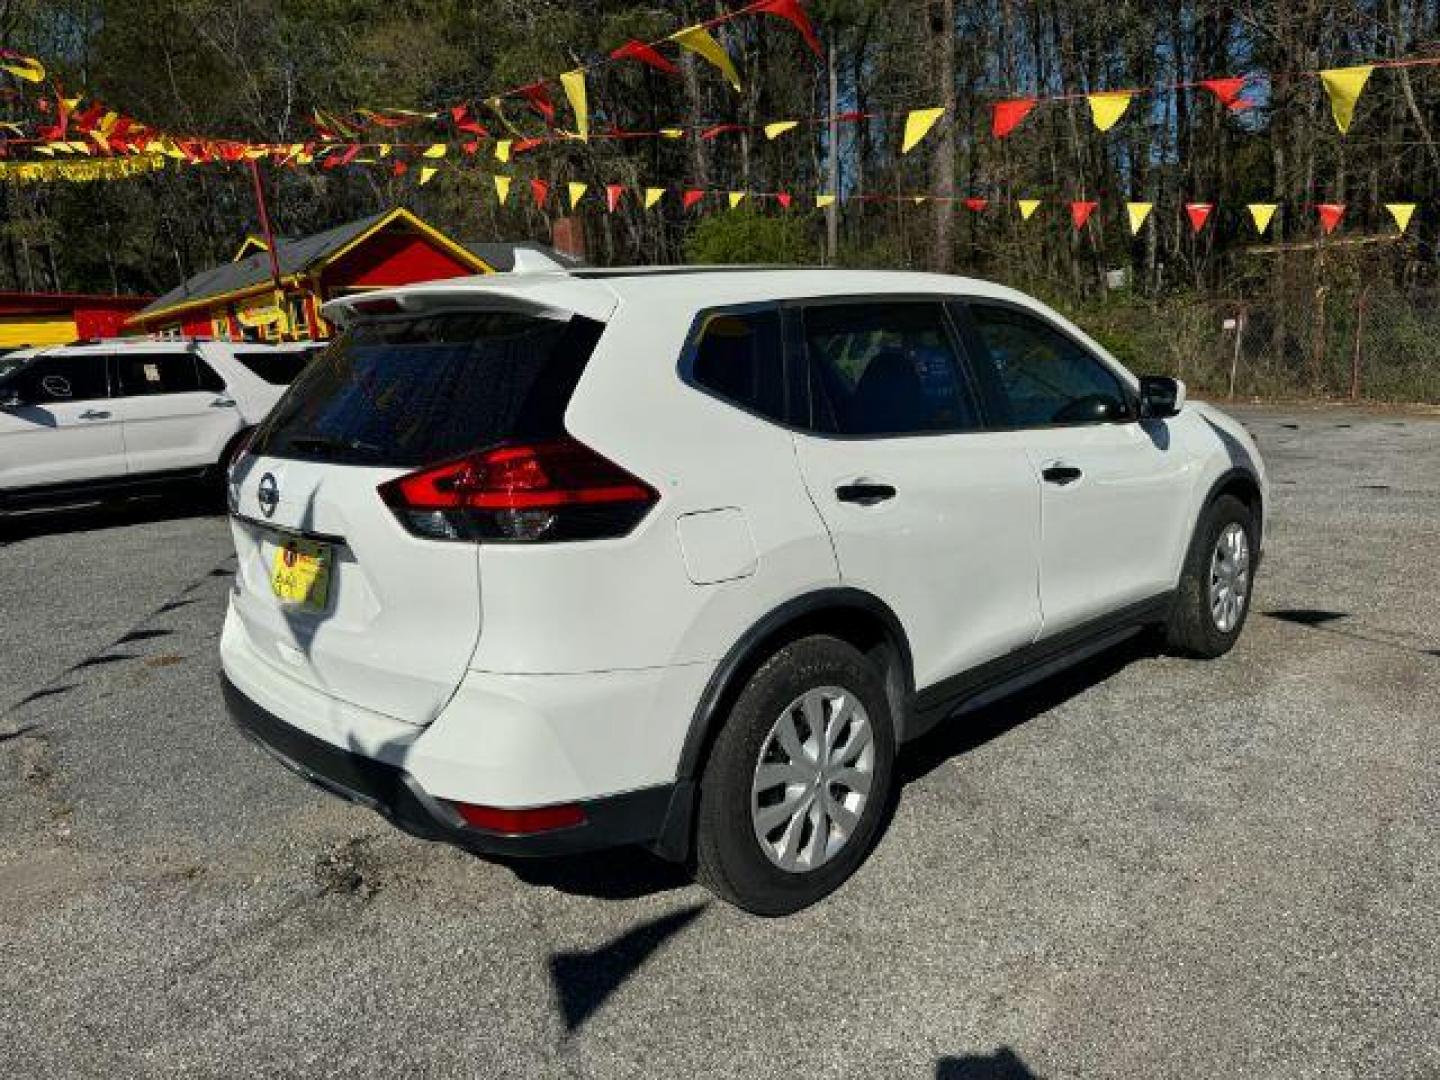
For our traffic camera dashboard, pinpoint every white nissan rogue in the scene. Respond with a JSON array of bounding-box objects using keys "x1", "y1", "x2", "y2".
[{"x1": 222, "y1": 267, "x2": 1266, "y2": 915}]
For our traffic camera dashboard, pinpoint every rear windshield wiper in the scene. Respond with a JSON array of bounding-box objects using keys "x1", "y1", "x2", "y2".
[{"x1": 283, "y1": 435, "x2": 385, "y2": 461}]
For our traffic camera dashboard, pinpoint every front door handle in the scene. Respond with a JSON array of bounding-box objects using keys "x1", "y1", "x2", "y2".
[
  {"x1": 79, "y1": 409, "x2": 111, "y2": 420},
  {"x1": 836, "y1": 483, "x2": 897, "y2": 506},
  {"x1": 209, "y1": 397, "x2": 237, "y2": 408},
  {"x1": 1041, "y1": 465, "x2": 1083, "y2": 486}
]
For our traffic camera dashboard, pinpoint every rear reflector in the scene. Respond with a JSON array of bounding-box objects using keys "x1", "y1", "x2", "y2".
[
  {"x1": 378, "y1": 436, "x2": 658, "y2": 543},
  {"x1": 449, "y1": 801, "x2": 587, "y2": 834}
]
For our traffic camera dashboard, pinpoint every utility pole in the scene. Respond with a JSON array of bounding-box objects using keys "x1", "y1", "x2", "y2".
[{"x1": 247, "y1": 157, "x2": 288, "y2": 339}]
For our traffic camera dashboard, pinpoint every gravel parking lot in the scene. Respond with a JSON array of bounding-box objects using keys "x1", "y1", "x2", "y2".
[{"x1": 2, "y1": 404, "x2": 1437, "y2": 1079}]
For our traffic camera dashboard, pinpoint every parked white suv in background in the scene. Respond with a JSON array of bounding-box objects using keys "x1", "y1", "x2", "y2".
[
  {"x1": 0, "y1": 339, "x2": 320, "y2": 511},
  {"x1": 222, "y1": 268, "x2": 1267, "y2": 915}
]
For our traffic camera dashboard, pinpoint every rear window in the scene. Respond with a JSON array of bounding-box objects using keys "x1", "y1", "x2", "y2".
[
  {"x1": 232, "y1": 347, "x2": 319, "y2": 386},
  {"x1": 249, "y1": 311, "x2": 604, "y2": 467}
]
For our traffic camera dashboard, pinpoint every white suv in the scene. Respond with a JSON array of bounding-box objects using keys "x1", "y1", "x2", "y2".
[
  {"x1": 0, "y1": 339, "x2": 319, "y2": 511},
  {"x1": 221, "y1": 268, "x2": 1266, "y2": 915}
]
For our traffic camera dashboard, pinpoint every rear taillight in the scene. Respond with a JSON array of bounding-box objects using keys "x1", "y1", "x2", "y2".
[{"x1": 378, "y1": 437, "x2": 658, "y2": 543}]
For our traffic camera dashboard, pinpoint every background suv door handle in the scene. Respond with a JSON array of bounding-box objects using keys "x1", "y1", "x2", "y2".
[
  {"x1": 835, "y1": 483, "x2": 897, "y2": 506},
  {"x1": 78, "y1": 409, "x2": 111, "y2": 420},
  {"x1": 209, "y1": 397, "x2": 237, "y2": 408},
  {"x1": 1041, "y1": 465, "x2": 1083, "y2": 486}
]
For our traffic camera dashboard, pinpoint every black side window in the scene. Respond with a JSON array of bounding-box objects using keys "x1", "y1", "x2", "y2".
[
  {"x1": 2, "y1": 354, "x2": 109, "y2": 404},
  {"x1": 196, "y1": 359, "x2": 227, "y2": 392},
  {"x1": 689, "y1": 309, "x2": 786, "y2": 423},
  {"x1": 801, "y1": 302, "x2": 978, "y2": 436},
  {"x1": 233, "y1": 348, "x2": 317, "y2": 386},
  {"x1": 114, "y1": 353, "x2": 203, "y2": 397},
  {"x1": 967, "y1": 305, "x2": 1132, "y2": 426}
]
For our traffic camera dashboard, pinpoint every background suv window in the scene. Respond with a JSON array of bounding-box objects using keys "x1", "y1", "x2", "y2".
[
  {"x1": 114, "y1": 353, "x2": 205, "y2": 397},
  {"x1": 0, "y1": 354, "x2": 109, "y2": 404},
  {"x1": 232, "y1": 347, "x2": 318, "y2": 386},
  {"x1": 689, "y1": 309, "x2": 786, "y2": 423},
  {"x1": 802, "y1": 302, "x2": 978, "y2": 436},
  {"x1": 967, "y1": 305, "x2": 1132, "y2": 426}
]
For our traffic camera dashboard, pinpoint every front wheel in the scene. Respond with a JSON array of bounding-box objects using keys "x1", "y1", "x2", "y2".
[
  {"x1": 694, "y1": 635, "x2": 896, "y2": 916},
  {"x1": 1166, "y1": 493, "x2": 1257, "y2": 658}
]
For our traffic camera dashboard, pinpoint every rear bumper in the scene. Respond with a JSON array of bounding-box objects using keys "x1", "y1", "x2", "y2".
[{"x1": 223, "y1": 673, "x2": 682, "y2": 858}]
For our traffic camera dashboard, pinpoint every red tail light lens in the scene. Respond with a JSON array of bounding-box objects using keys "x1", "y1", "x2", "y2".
[
  {"x1": 448, "y1": 800, "x2": 586, "y2": 835},
  {"x1": 378, "y1": 437, "x2": 658, "y2": 543}
]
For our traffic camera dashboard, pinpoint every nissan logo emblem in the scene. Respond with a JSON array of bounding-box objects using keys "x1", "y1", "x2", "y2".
[{"x1": 257, "y1": 473, "x2": 279, "y2": 517}]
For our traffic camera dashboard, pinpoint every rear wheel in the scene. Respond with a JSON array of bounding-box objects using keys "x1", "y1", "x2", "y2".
[
  {"x1": 1166, "y1": 493, "x2": 1257, "y2": 658},
  {"x1": 694, "y1": 635, "x2": 896, "y2": 916}
]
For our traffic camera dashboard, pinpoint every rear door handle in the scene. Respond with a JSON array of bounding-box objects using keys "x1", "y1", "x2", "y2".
[
  {"x1": 1041, "y1": 465, "x2": 1083, "y2": 486},
  {"x1": 836, "y1": 483, "x2": 897, "y2": 506},
  {"x1": 79, "y1": 409, "x2": 111, "y2": 420},
  {"x1": 210, "y1": 397, "x2": 237, "y2": 408}
]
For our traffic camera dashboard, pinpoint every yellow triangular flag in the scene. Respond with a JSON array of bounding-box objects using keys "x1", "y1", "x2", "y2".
[
  {"x1": 1320, "y1": 65, "x2": 1373, "y2": 134},
  {"x1": 1017, "y1": 199, "x2": 1041, "y2": 221},
  {"x1": 644, "y1": 187, "x2": 665, "y2": 209},
  {"x1": 495, "y1": 139, "x2": 512, "y2": 163},
  {"x1": 1087, "y1": 92, "x2": 1133, "y2": 132},
  {"x1": 378, "y1": 144, "x2": 392, "y2": 158},
  {"x1": 816, "y1": 194, "x2": 836, "y2": 209},
  {"x1": 494, "y1": 175, "x2": 512, "y2": 205},
  {"x1": 418, "y1": 166, "x2": 438, "y2": 185},
  {"x1": 423, "y1": 144, "x2": 447, "y2": 158},
  {"x1": 670, "y1": 26, "x2": 742, "y2": 91},
  {"x1": 728, "y1": 191, "x2": 746, "y2": 209},
  {"x1": 901, "y1": 107, "x2": 945, "y2": 154},
  {"x1": 0, "y1": 54, "x2": 45, "y2": 83},
  {"x1": 1126, "y1": 202, "x2": 1153, "y2": 234},
  {"x1": 764, "y1": 121, "x2": 799, "y2": 141},
  {"x1": 560, "y1": 69, "x2": 588, "y2": 142},
  {"x1": 912, "y1": 196, "x2": 928, "y2": 205},
  {"x1": 1248, "y1": 203, "x2": 1278, "y2": 235},
  {"x1": 659, "y1": 128, "x2": 685, "y2": 140},
  {"x1": 568, "y1": 181, "x2": 588, "y2": 209},
  {"x1": 1386, "y1": 202, "x2": 1417, "y2": 233}
]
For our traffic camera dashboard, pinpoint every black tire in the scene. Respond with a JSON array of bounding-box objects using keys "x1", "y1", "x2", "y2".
[
  {"x1": 694, "y1": 635, "x2": 896, "y2": 916},
  {"x1": 1166, "y1": 493, "x2": 1257, "y2": 659}
]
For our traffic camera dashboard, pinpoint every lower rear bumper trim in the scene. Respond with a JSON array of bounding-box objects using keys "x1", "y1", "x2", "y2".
[{"x1": 222, "y1": 673, "x2": 676, "y2": 859}]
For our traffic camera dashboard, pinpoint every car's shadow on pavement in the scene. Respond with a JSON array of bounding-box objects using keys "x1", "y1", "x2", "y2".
[
  {"x1": 0, "y1": 491, "x2": 223, "y2": 544},
  {"x1": 500, "y1": 845, "x2": 693, "y2": 900},
  {"x1": 902, "y1": 632, "x2": 1160, "y2": 785}
]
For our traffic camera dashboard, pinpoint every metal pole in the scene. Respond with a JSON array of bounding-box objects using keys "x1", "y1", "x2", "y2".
[{"x1": 1351, "y1": 286, "x2": 1368, "y2": 401}]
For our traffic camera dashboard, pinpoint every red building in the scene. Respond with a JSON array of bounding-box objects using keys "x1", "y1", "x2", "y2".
[
  {"x1": 0, "y1": 291, "x2": 153, "y2": 350},
  {"x1": 128, "y1": 207, "x2": 503, "y2": 341}
]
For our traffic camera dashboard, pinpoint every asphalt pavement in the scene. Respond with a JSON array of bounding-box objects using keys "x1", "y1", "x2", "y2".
[{"x1": 1, "y1": 404, "x2": 1437, "y2": 1079}]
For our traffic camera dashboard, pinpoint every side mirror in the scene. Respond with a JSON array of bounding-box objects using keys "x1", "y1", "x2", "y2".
[{"x1": 1139, "y1": 376, "x2": 1186, "y2": 420}]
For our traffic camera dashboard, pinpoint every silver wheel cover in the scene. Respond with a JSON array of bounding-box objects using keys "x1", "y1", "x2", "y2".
[
  {"x1": 750, "y1": 686, "x2": 874, "y2": 873},
  {"x1": 1209, "y1": 521, "x2": 1251, "y2": 633}
]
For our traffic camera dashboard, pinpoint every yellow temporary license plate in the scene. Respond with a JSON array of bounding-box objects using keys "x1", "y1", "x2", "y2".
[{"x1": 270, "y1": 538, "x2": 332, "y2": 609}]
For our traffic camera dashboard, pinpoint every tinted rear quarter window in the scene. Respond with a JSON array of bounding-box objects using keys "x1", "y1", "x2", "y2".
[
  {"x1": 688, "y1": 309, "x2": 786, "y2": 422},
  {"x1": 251, "y1": 312, "x2": 603, "y2": 466}
]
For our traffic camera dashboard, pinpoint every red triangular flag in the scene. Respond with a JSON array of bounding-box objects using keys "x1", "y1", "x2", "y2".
[
  {"x1": 392, "y1": 161, "x2": 408, "y2": 177},
  {"x1": 701, "y1": 123, "x2": 745, "y2": 141},
  {"x1": 516, "y1": 82, "x2": 556, "y2": 124},
  {"x1": 610, "y1": 39, "x2": 679, "y2": 76},
  {"x1": 1198, "y1": 77, "x2": 1252, "y2": 112},
  {"x1": 1317, "y1": 203, "x2": 1346, "y2": 234},
  {"x1": 963, "y1": 197, "x2": 989, "y2": 212},
  {"x1": 1070, "y1": 201, "x2": 1098, "y2": 230},
  {"x1": 682, "y1": 189, "x2": 706, "y2": 210},
  {"x1": 754, "y1": 0, "x2": 822, "y2": 57},
  {"x1": 1185, "y1": 202, "x2": 1213, "y2": 233},
  {"x1": 451, "y1": 105, "x2": 490, "y2": 136},
  {"x1": 512, "y1": 137, "x2": 546, "y2": 155},
  {"x1": 777, "y1": 192, "x2": 793, "y2": 209},
  {"x1": 461, "y1": 141, "x2": 480, "y2": 155},
  {"x1": 992, "y1": 98, "x2": 1037, "y2": 139},
  {"x1": 606, "y1": 184, "x2": 625, "y2": 212},
  {"x1": 530, "y1": 178, "x2": 550, "y2": 208}
]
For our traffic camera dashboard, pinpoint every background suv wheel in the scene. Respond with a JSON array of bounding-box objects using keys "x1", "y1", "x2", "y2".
[{"x1": 694, "y1": 635, "x2": 896, "y2": 916}]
